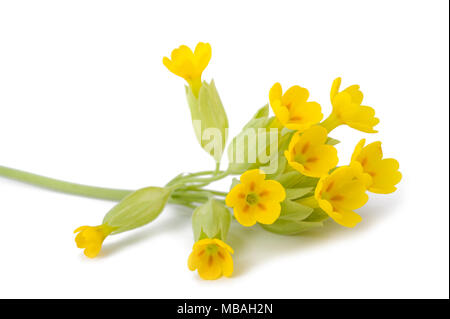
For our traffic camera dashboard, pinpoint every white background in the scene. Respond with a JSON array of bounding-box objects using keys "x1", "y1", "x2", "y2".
[{"x1": 0, "y1": 0, "x2": 448, "y2": 299}]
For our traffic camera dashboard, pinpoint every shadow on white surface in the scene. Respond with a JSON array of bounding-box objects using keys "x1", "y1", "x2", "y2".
[
  {"x1": 81, "y1": 190, "x2": 403, "y2": 276},
  {"x1": 228, "y1": 192, "x2": 404, "y2": 277}
]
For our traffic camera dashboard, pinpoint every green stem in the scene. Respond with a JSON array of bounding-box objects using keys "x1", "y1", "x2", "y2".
[
  {"x1": 0, "y1": 165, "x2": 229, "y2": 209},
  {"x1": 180, "y1": 170, "x2": 230, "y2": 185},
  {"x1": 320, "y1": 113, "x2": 341, "y2": 133},
  {"x1": 0, "y1": 165, "x2": 132, "y2": 201}
]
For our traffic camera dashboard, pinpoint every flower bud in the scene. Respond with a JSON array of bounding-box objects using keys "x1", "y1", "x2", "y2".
[
  {"x1": 186, "y1": 80, "x2": 229, "y2": 162},
  {"x1": 192, "y1": 198, "x2": 231, "y2": 242},
  {"x1": 103, "y1": 186, "x2": 172, "y2": 234}
]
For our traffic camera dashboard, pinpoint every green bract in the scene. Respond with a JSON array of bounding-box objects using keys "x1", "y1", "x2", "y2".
[
  {"x1": 186, "y1": 80, "x2": 229, "y2": 162},
  {"x1": 103, "y1": 186, "x2": 172, "y2": 234},
  {"x1": 192, "y1": 198, "x2": 231, "y2": 242},
  {"x1": 227, "y1": 105, "x2": 283, "y2": 174}
]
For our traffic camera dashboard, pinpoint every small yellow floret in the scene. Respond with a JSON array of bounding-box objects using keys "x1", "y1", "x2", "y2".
[
  {"x1": 315, "y1": 164, "x2": 371, "y2": 227},
  {"x1": 162, "y1": 42, "x2": 211, "y2": 96},
  {"x1": 285, "y1": 125, "x2": 338, "y2": 177},
  {"x1": 322, "y1": 77, "x2": 379, "y2": 133},
  {"x1": 225, "y1": 169, "x2": 286, "y2": 227},
  {"x1": 74, "y1": 224, "x2": 115, "y2": 258},
  {"x1": 188, "y1": 238, "x2": 234, "y2": 280},
  {"x1": 269, "y1": 82, "x2": 323, "y2": 131},
  {"x1": 351, "y1": 139, "x2": 402, "y2": 194}
]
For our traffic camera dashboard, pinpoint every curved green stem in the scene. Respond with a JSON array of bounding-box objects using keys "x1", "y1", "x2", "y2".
[
  {"x1": 0, "y1": 165, "x2": 230, "y2": 209},
  {"x1": 180, "y1": 170, "x2": 230, "y2": 185},
  {"x1": 0, "y1": 165, "x2": 132, "y2": 201}
]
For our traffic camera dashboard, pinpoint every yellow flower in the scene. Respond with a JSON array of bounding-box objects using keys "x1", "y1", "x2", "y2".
[
  {"x1": 284, "y1": 125, "x2": 338, "y2": 177},
  {"x1": 74, "y1": 224, "x2": 115, "y2": 258},
  {"x1": 321, "y1": 77, "x2": 379, "y2": 133},
  {"x1": 188, "y1": 238, "x2": 234, "y2": 280},
  {"x1": 315, "y1": 164, "x2": 371, "y2": 227},
  {"x1": 225, "y1": 169, "x2": 286, "y2": 227},
  {"x1": 351, "y1": 139, "x2": 402, "y2": 194},
  {"x1": 269, "y1": 82, "x2": 323, "y2": 131},
  {"x1": 162, "y1": 42, "x2": 211, "y2": 96}
]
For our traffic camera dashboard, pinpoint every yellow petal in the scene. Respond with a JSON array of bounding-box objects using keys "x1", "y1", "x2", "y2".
[
  {"x1": 197, "y1": 255, "x2": 222, "y2": 280},
  {"x1": 233, "y1": 203, "x2": 257, "y2": 227},
  {"x1": 282, "y1": 85, "x2": 309, "y2": 105},
  {"x1": 220, "y1": 249, "x2": 234, "y2": 277},
  {"x1": 225, "y1": 184, "x2": 246, "y2": 207},
  {"x1": 259, "y1": 180, "x2": 286, "y2": 203},
  {"x1": 84, "y1": 244, "x2": 102, "y2": 258},
  {"x1": 194, "y1": 42, "x2": 211, "y2": 73},
  {"x1": 329, "y1": 209, "x2": 362, "y2": 228},
  {"x1": 331, "y1": 180, "x2": 369, "y2": 211},
  {"x1": 330, "y1": 77, "x2": 342, "y2": 102},
  {"x1": 269, "y1": 82, "x2": 282, "y2": 103},
  {"x1": 187, "y1": 251, "x2": 198, "y2": 271},
  {"x1": 212, "y1": 239, "x2": 234, "y2": 255},
  {"x1": 351, "y1": 139, "x2": 366, "y2": 162},
  {"x1": 344, "y1": 84, "x2": 364, "y2": 104},
  {"x1": 303, "y1": 145, "x2": 338, "y2": 177},
  {"x1": 369, "y1": 158, "x2": 402, "y2": 194},
  {"x1": 254, "y1": 201, "x2": 281, "y2": 225},
  {"x1": 240, "y1": 169, "x2": 265, "y2": 188}
]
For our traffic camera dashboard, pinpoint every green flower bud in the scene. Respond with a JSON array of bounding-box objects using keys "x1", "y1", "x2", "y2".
[
  {"x1": 103, "y1": 186, "x2": 172, "y2": 234},
  {"x1": 192, "y1": 198, "x2": 231, "y2": 242},
  {"x1": 186, "y1": 79, "x2": 229, "y2": 162},
  {"x1": 227, "y1": 104, "x2": 286, "y2": 175}
]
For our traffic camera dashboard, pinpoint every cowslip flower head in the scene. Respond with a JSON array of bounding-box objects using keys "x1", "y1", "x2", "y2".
[
  {"x1": 74, "y1": 224, "x2": 115, "y2": 258},
  {"x1": 225, "y1": 169, "x2": 286, "y2": 227},
  {"x1": 315, "y1": 163, "x2": 372, "y2": 227},
  {"x1": 351, "y1": 139, "x2": 402, "y2": 194},
  {"x1": 163, "y1": 42, "x2": 211, "y2": 96},
  {"x1": 269, "y1": 82, "x2": 323, "y2": 131},
  {"x1": 188, "y1": 238, "x2": 234, "y2": 280},
  {"x1": 284, "y1": 125, "x2": 338, "y2": 177},
  {"x1": 321, "y1": 77, "x2": 379, "y2": 133}
]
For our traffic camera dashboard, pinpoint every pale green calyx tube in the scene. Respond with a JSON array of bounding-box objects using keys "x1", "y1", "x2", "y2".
[
  {"x1": 192, "y1": 198, "x2": 231, "y2": 242},
  {"x1": 103, "y1": 186, "x2": 172, "y2": 234}
]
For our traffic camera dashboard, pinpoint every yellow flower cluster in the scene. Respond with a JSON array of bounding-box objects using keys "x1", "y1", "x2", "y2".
[
  {"x1": 226, "y1": 74, "x2": 400, "y2": 229},
  {"x1": 67, "y1": 42, "x2": 402, "y2": 281}
]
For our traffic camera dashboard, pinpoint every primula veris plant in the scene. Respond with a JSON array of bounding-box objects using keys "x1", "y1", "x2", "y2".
[{"x1": 0, "y1": 42, "x2": 402, "y2": 280}]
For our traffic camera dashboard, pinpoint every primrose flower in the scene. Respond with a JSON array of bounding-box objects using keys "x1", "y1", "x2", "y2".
[
  {"x1": 284, "y1": 125, "x2": 338, "y2": 177},
  {"x1": 74, "y1": 224, "x2": 115, "y2": 258},
  {"x1": 188, "y1": 238, "x2": 234, "y2": 280},
  {"x1": 315, "y1": 164, "x2": 371, "y2": 227},
  {"x1": 225, "y1": 169, "x2": 286, "y2": 227},
  {"x1": 269, "y1": 82, "x2": 323, "y2": 131},
  {"x1": 321, "y1": 77, "x2": 379, "y2": 133},
  {"x1": 351, "y1": 139, "x2": 402, "y2": 194},
  {"x1": 163, "y1": 42, "x2": 212, "y2": 96}
]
